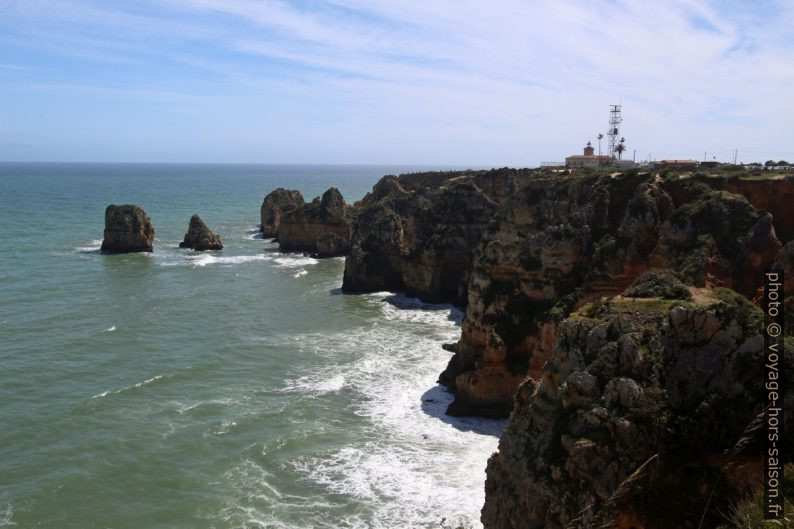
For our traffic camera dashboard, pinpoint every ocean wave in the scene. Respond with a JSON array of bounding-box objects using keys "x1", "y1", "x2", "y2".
[
  {"x1": 272, "y1": 256, "x2": 318, "y2": 268},
  {"x1": 91, "y1": 374, "x2": 164, "y2": 400},
  {"x1": 273, "y1": 303, "x2": 503, "y2": 528},
  {"x1": 0, "y1": 504, "x2": 16, "y2": 527},
  {"x1": 75, "y1": 239, "x2": 103, "y2": 253},
  {"x1": 282, "y1": 374, "x2": 345, "y2": 395},
  {"x1": 159, "y1": 253, "x2": 268, "y2": 267}
]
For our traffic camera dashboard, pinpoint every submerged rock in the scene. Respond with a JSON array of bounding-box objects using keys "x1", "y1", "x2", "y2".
[
  {"x1": 179, "y1": 215, "x2": 222, "y2": 251},
  {"x1": 260, "y1": 188, "x2": 305, "y2": 239},
  {"x1": 100, "y1": 204, "x2": 155, "y2": 253}
]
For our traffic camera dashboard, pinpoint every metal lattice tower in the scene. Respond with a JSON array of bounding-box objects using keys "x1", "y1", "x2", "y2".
[{"x1": 607, "y1": 104, "x2": 622, "y2": 157}]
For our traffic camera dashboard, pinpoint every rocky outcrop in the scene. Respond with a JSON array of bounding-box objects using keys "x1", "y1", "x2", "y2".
[
  {"x1": 694, "y1": 176, "x2": 794, "y2": 243},
  {"x1": 100, "y1": 204, "x2": 155, "y2": 253},
  {"x1": 441, "y1": 174, "x2": 783, "y2": 417},
  {"x1": 315, "y1": 232, "x2": 349, "y2": 258},
  {"x1": 343, "y1": 178, "x2": 499, "y2": 305},
  {"x1": 482, "y1": 288, "x2": 789, "y2": 529},
  {"x1": 179, "y1": 215, "x2": 222, "y2": 251},
  {"x1": 260, "y1": 188, "x2": 304, "y2": 239},
  {"x1": 277, "y1": 188, "x2": 353, "y2": 254}
]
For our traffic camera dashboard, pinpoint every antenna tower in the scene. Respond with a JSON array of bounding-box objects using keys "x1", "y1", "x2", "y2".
[{"x1": 607, "y1": 104, "x2": 622, "y2": 158}]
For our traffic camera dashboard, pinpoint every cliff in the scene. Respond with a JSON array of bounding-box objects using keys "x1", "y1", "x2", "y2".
[
  {"x1": 342, "y1": 172, "x2": 507, "y2": 305},
  {"x1": 482, "y1": 284, "x2": 791, "y2": 528},
  {"x1": 440, "y1": 172, "x2": 784, "y2": 417},
  {"x1": 277, "y1": 187, "x2": 353, "y2": 255}
]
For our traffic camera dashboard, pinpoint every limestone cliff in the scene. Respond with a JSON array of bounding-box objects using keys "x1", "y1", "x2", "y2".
[
  {"x1": 342, "y1": 177, "x2": 499, "y2": 305},
  {"x1": 277, "y1": 187, "x2": 353, "y2": 255},
  {"x1": 441, "y1": 173, "x2": 784, "y2": 417},
  {"x1": 260, "y1": 188, "x2": 305, "y2": 239},
  {"x1": 100, "y1": 204, "x2": 155, "y2": 253},
  {"x1": 482, "y1": 285, "x2": 791, "y2": 529}
]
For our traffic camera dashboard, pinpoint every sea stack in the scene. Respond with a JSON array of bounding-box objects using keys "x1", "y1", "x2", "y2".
[
  {"x1": 100, "y1": 204, "x2": 155, "y2": 253},
  {"x1": 277, "y1": 187, "x2": 354, "y2": 255},
  {"x1": 179, "y1": 215, "x2": 223, "y2": 251},
  {"x1": 260, "y1": 188, "x2": 305, "y2": 239}
]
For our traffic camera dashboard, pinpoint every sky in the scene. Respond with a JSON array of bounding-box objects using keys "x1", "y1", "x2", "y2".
[{"x1": 0, "y1": 0, "x2": 792, "y2": 165}]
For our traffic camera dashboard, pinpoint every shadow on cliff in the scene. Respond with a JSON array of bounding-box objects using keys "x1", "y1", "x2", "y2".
[{"x1": 420, "y1": 385, "x2": 506, "y2": 436}]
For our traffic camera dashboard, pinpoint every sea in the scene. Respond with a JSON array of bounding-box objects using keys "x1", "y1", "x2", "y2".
[{"x1": 0, "y1": 163, "x2": 505, "y2": 529}]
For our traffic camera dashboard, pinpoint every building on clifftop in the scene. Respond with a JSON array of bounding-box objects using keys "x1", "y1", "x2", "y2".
[{"x1": 565, "y1": 141, "x2": 613, "y2": 167}]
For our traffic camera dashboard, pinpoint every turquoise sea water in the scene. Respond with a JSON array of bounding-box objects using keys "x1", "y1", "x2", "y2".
[{"x1": 0, "y1": 163, "x2": 504, "y2": 529}]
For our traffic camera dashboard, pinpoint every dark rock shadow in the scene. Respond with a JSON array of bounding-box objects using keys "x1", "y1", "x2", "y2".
[
  {"x1": 381, "y1": 293, "x2": 464, "y2": 326},
  {"x1": 420, "y1": 385, "x2": 506, "y2": 436}
]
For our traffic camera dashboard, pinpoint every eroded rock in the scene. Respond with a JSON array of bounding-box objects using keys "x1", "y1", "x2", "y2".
[
  {"x1": 179, "y1": 214, "x2": 222, "y2": 251},
  {"x1": 100, "y1": 204, "x2": 155, "y2": 253}
]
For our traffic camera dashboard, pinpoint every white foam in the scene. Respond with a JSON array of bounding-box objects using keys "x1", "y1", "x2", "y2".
[
  {"x1": 103, "y1": 326, "x2": 116, "y2": 333},
  {"x1": 278, "y1": 296, "x2": 503, "y2": 528},
  {"x1": 273, "y1": 256, "x2": 318, "y2": 268},
  {"x1": 91, "y1": 374, "x2": 164, "y2": 400},
  {"x1": 0, "y1": 505, "x2": 16, "y2": 527},
  {"x1": 282, "y1": 374, "x2": 345, "y2": 395},
  {"x1": 293, "y1": 270, "x2": 308, "y2": 278},
  {"x1": 180, "y1": 254, "x2": 268, "y2": 267},
  {"x1": 75, "y1": 239, "x2": 103, "y2": 253}
]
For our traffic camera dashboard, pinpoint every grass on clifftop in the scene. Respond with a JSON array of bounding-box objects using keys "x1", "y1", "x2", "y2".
[
  {"x1": 716, "y1": 463, "x2": 793, "y2": 529},
  {"x1": 624, "y1": 269, "x2": 692, "y2": 300}
]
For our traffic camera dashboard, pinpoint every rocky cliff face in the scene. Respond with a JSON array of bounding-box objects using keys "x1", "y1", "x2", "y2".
[
  {"x1": 441, "y1": 173, "x2": 784, "y2": 417},
  {"x1": 100, "y1": 204, "x2": 155, "y2": 253},
  {"x1": 342, "y1": 176, "x2": 499, "y2": 305},
  {"x1": 277, "y1": 187, "x2": 353, "y2": 254},
  {"x1": 260, "y1": 188, "x2": 305, "y2": 239},
  {"x1": 179, "y1": 214, "x2": 222, "y2": 251},
  {"x1": 482, "y1": 285, "x2": 790, "y2": 529}
]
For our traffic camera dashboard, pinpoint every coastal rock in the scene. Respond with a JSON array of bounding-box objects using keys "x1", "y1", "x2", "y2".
[
  {"x1": 442, "y1": 173, "x2": 783, "y2": 417},
  {"x1": 441, "y1": 172, "x2": 654, "y2": 416},
  {"x1": 314, "y1": 232, "x2": 349, "y2": 258},
  {"x1": 100, "y1": 204, "x2": 155, "y2": 253},
  {"x1": 179, "y1": 215, "x2": 223, "y2": 251},
  {"x1": 482, "y1": 290, "x2": 788, "y2": 529},
  {"x1": 343, "y1": 178, "x2": 499, "y2": 305},
  {"x1": 260, "y1": 188, "x2": 305, "y2": 239},
  {"x1": 277, "y1": 187, "x2": 353, "y2": 254}
]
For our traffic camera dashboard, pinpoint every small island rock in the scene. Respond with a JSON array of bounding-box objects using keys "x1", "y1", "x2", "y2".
[
  {"x1": 100, "y1": 204, "x2": 155, "y2": 253},
  {"x1": 179, "y1": 215, "x2": 223, "y2": 251}
]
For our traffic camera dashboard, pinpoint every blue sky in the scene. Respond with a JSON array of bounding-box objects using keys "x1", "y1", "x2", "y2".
[{"x1": 1, "y1": 0, "x2": 792, "y2": 165}]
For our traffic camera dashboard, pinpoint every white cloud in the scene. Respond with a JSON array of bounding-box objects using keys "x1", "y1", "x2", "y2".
[{"x1": 1, "y1": 0, "x2": 792, "y2": 163}]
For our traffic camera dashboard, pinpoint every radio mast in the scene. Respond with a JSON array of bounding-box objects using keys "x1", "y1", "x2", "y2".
[{"x1": 607, "y1": 104, "x2": 622, "y2": 158}]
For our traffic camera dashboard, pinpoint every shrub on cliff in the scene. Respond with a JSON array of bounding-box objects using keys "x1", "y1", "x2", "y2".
[{"x1": 624, "y1": 268, "x2": 692, "y2": 300}]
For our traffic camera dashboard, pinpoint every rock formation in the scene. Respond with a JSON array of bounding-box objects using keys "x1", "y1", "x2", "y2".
[
  {"x1": 100, "y1": 204, "x2": 155, "y2": 253},
  {"x1": 440, "y1": 173, "x2": 784, "y2": 417},
  {"x1": 481, "y1": 285, "x2": 790, "y2": 529},
  {"x1": 179, "y1": 215, "x2": 223, "y2": 251},
  {"x1": 342, "y1": 178, "x2": 499, "y2": 305},
  {"x1": 260, "y1": 188, "x2": 305, "y2": 239},
  {"x1": 277, "y1": 187, "x2": 353, "y2": 254}
]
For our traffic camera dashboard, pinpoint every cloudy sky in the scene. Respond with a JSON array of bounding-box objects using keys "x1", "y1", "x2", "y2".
[{"x1": 1, "y1": 0, "x2": 792, "y2": 165}]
